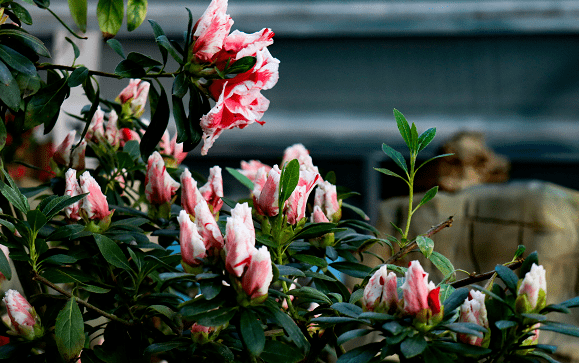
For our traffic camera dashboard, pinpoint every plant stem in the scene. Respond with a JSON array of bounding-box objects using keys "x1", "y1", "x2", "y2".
[
  {"x1": 35, "y1": 64, "x2": 176, "y2": 79},
  {"x1": 402, "y1": 153, "x2": 416, "y2": 241},
  {"x1": 33, "y1": 273, "x2": 135, "y2": 327},
  {"x1": 450, "y1": 259, "x2": 524, "y2": 288}
]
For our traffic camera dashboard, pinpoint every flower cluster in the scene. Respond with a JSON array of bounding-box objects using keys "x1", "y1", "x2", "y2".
[{"x1": 187, "y1": 0, "x2": 279, "y2": 155}]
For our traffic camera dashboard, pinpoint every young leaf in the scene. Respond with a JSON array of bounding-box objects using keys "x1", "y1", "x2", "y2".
[
  {"x1": 416, "y1": 153, "x2": 454, "y2": 171},
  {"x1": 519, "y1": 251, "x2": 539, "y2": 278},
  {"x1": 55, "y1": 298, "x2": 84, "y2": 362},
  {"x1": 156, "y1": 35, "x2": 183, "y2": 65},
  {"x1": 97, "y1": 0, "x2": 124, "y2": 39},
  {"x1": 410, "y1": 122, "x2": 418, "y2": 151},
  {"x1": 226, "y1": 167, "x2": 254, "y2": 191},
  {"x1": 239, "y1": 309, "x2": 265, "y2": 356},
  {"x1": 94, "y1": 234, "x2": 132, "y2": 271},
  {"x1": 0, "y1": 168, "x2": 30, "y2": 213},
  {"x1": 342, "y1": 202, "x2": 370, "y2": 221},
  {"x1": 393, "y1": 109, "x2": 412, "y2": 150},
  {"x1": 26, "y1": 209, "x2": 46, "y2": 233},
  {"x1": 278, "y1": 159, "x2": 299, "y2": 210},
  {"x1": 428, "y1": 251, "x2": 455, "y2": 280},
  {"x1": 418, "y1": 186, "x2": 438, "y2": 208},
  {"x1": 373, "y1": 167, "x2": 407, "y2": 183},
  {"x1": 67, "y1": 0, "x2": 87, "y2": 32},
  {"x1": 67, "y1": 66, "x2": 89, "y2": 87},
  {"x1": 382, "y1": 144, "x2": 408, "y2": 174},
  {"x1": 106, "y1": 39, "x2": 125, "y2": 59},
  {"x1": 417, "y1": 127, "x2": 436, "y2": 152},
  {"x1": 127, "y1": 0, "x2": 147, "y2": 32},
  {"x1": 148, "y1": 19, "x2": 168, "y2": 65},
  {"x1": 416, "y1": 235, "x2": 434, "y2": 258}
]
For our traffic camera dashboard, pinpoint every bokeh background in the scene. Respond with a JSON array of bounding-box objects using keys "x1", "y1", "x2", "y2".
[{"x1": 27, "y1": 0, "x2": 579, "y2": 221}]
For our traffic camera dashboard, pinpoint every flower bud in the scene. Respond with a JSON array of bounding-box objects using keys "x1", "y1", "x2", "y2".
[
  {"x1": 190, "y1": 323, "x2": 214, "y2": 344},
  {"x1": 311, "y1": 205, "x2": 329, "y2": 223},
  {"x1": 199, "y1": 166, "x2": 224, "y2": 215},
  {"x1": 239, "y1": 160, "x2": 271, "y2": 182},
  {"x1": 194, "y1": 201, "x2": 224, "y2": 253},
  {"x1": 86, "y1": 107, "x2": 105, "y2": 143},
  {"x1": 64, "y1": 169, "x2": 83, "y2": 221},
  {"x1": 363, "y1": 266, "x2": 399, "y2": 314},
  {"x1": 120, "y1": 128, "x2": 141, "y2": 146},
  {"x1": 116, "y1": 79, "x2": 150, "y2": 118},
  {"x1": 242, "y1": 246, "x2": 273, "y2": 302},
  {"x1": 105, "y1": 110, "x2": 120, "y2": 148},
  {"x1": 282, "y1": 144, "x2": 315, "y2": 172},
  {"x1": 254, "y1": 165, "x2": 281, "y2": 217},
  {"x1": 516, "y1": 263, "x2": 547, "y2": 314},
  {"x1": 225, "y1": 203, "x2": 255, "y2": 277},
  {"x1": 314, "y1": 181, "x2": 341, "y2": 222},
  {"x1": 53, "y1": 131, "x2": 86, "y2": 170},
  {"x1": 79, "y1": 171, "x2": 111, "y2": 221},
  {"x1": 458, "y1": 290, "x2": 489, "y2": 347},
  {"x1": 178, "y1": 210, "x2": 206, "y2": 267},
  {"x1": 3, "y1": 290, "x2": 43, "y2": 340},
  {"x1": 145, "y1": 152, "x2": 180, "y2": 205},
  {"x1": 180, "y1": 168, "x2": 205, "y2": 217},
  {"x1": 401, "y1": 261, "x2": 443, "y2": 328},
  {"x1": 285, "y1": 167, "x2": 321, "y2": 225}
]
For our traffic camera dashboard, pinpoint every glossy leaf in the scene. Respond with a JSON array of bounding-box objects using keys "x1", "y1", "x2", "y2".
[
  {"x1": 0, "y1": 30, "x2": 50, "y2": 57},
  {"x1": 194, "y1": 307, "x2": 236, "y2": 327},
  {"x1": 278, "y1": 159, "x2": 299, "y2": 209},
  {"x1": 156, "y1": 35, "x2": 183, "y2": 65},
  {"x1": 94, "y1": 234, "x2": 132, "y2": 271},
  {"x1": 127, "y1": 52, "x2": 161, "y2": 68},
  {"x1": 519, "y1": 251, "x2": 539, "y2": 278},
  {"x1": 261, "y1": 340, "x2": 304, "y2": 363},
  {"x1": 429, "y1": 251, "x2": 455, "y2": 281},
  {"x1": 0, "y1": 169, "x2": 30, "y2": 213},
  {"x1": 0, "y1": 45, "x2": 36, "y2": 75},
  {"x1": 441, "y1": 323, "x2": 485, "y2": 337},
  {"x1": 226, "y1": 167, "x2": 254, "y2": 191},
  {"x1": 26, "y1": 209, "x2": 46, "y2": 232},
  {"x1": 67, "y1": 66, "x2": 89, "y2": 87},
  {"x1": 416, "y1": 235, "x2": 434, "y2": 258},
  {"x1": 68, "y1": 0, "x2": 87, "y2": 32},
  {"x1": 418, "y1": 186, "x2": 438, "y2": 208},
  {"x1": 0, "y1": 60, "x2": 20, "y2": 110},
  {"x1": 9, "y1": 3, "x2": 33, "y2": 25},
  {"x1": 329, "y1": 261, "x2": 372, "y2": 279},
  {"x1": 417, "y1": 127, "x2": 436, "y2": 152},
  {"x1": 114, "y1": 59, "x2": 146, "y2": 78},
  {"x1": 292, "y1": 222, "x2": 336, "y2": 240},
  {"x1": 0, "y1": 241, "x2": 12, "y2": 280},
  {"x1": 337, "y1": 343, "x2": 382, "y2": 363},
  {"x1": 401, "y1": 334, "x2": 427, "y2": 358},
  {"x1": 55, "y1": 298, "x2": 84, "y2": 361},
  {"x1": 495, "y1": 320, "x2": 517, "y2": 330},
  {"x1": 97, "y1": 0, "x2": 124, "y2": 39},
  {"x1": 539, "y1": 321, "x2": 579, "y2": 337},
  {"x1": 106, "y1": 39, "x2": 125, "y2": 58},
  {"x1": 417, "y1": 153, "x2": 454, "y2": 171},
  {"x1": 127, "y1": 0, "x2": 147, "y2": 32},
  {"x1": 227, "y1": 56, "x2": 256, "y2": 75},
  {"x1": 276, "y1": 264, "x2": 305, "y2": 277},
  {"x1": 442, "y1": 287, "x2": 469, "y2": 318},
  {"x1": 393, "y1": 109, "x2": 412, "y2": 150},
  {"x1": 65, "y1": 37, "x2": 80, "y2": 59},
  {"x1": 239, "y1": 309, "x2": 265, "y2": 356},
  {"x1": 331, "y1": 302, "x2": 362, "y2": 318},
  {"x1": 140, "y1": 85, "x2": 169, "y2": 159},
  {"x1": 267, "y1": 300, "x2": 310, "y2": 354},
  {"x1": 382, "y1": 144, "x2": 407, "y2": 174},
  {"x1": 148, "y1": 20, "x2": 168, "y2": 65},
  {"x1": 24, "y1": 78, "x2": 69, "y2": 131},
  {"x1": 336, "y1": 329, "x2": 371, "y2": 345},
  {"x1": 494, "y1": 264, "x2": 519, "y2": 294},
  {"x1": 374, "y1": 167, "x2": 407, "y2": 183}
]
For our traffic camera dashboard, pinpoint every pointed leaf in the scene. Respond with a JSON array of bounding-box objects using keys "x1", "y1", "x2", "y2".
[
  {"x1": 0, "y1": 60, "x2": 20, "y2": 110},
  {"x1": 156, "y1": 35, "x2": 183, "y2": 65},
  {"x1": 417, "y1": 127, "x2": 436, "y2": 152},
  {"x1": 520, "y1": 251, "x2": 539, "y2": 278},
  {"x1": 55, "y1": 298, "x2": 84, "y2": 361},
  {"x1": 68, "y1": 66, "x2": 89, "y2": 87},
  {"x1": 410, "y1": 122, "x2": 418, "y2": 151},
  {"x1": 393, "y1": 109, "x2": 412, "y2": 149},
  {"x1": 429, "y1": 251, "x2": 455, "y2": 281},
  {"x1": 140, "y1": 86, "x2": 169, "y2": 159},
  {"x1": 0, "y1": 169, "x2": 29, "y2": 213},
  {"x1": 266, "y1": 300, "x2": 310, "y2": 354},
  {"x1": 278, "y1": 159, "x2": 300, "y2": 209},
  {"x1": 0, "y1": 30, "x2": 50, "y2": 57},
  {"x1": 416, "y1": 235, "x2": 434, "y2": 258},
  {"x1": 261, "y1": 340, "x2": 304, "y2": 363},
  {"x1": 67, "y1": 0, "x2": 87, "y2": 32},
  {"x1": 94, "y1": 234, "x2": 132, "y2": 271},
  {"x1": 382, "y1": 144, "x2": 407, "y2": 174},
  {"x1": 418, "y1": 186, "x2": 438, "y2": 208},
  {"x1": 97, "y1": 0, "x2": 124, "y2": 39},
  {"x1": 442, "y1": 287, "x2": 469, "y2": 318},
  {"x1": 373, "y1": 167, "x2": 407, "y2": 183},
  {"x1": 495, "y1": 264, "x2": 518, "y2": 294},
  {"x1": 0, "y1": 242, "x2": 12, "y2": 280},
  {"x1": 26, "y1": 209, "x2": 46, "y2": 232},
  {"x1": 0, "y1": 45, "x2": 36, "y2": 75},
  {"x1": 106, "y1": 39, "x2": 125, "y2": 58},
  {"x1": 9, "y1": 3, "x2": 33, "y2": 25},
  {"x1": 127, "y1": 52, "x2": 161, "y2": 68},
  {"x1": 240, "y1": 309, "x2": 265, "y2": 356},
  {"x1": 226, "y1": 167, "x2": 254, "y2": 191},
  {"x1": 417, "y1": 153, "x2": 454, "y2": 171},
  {"x1": 24, "y1": 78, "x2": 69, "y2": 131},
  {"x1": 127, "y1": 0, "x2": 147, "y2": 32},
  {"x1": 338, "y1": 342, "x2": 382, "y2": 363}
]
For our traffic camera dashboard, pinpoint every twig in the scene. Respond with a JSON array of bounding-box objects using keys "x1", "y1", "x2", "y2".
[
  {"x1": 35, "y1": 64, "x2": 175, "y2": 79},
  {"x1": 33, "y1": 273, "x2": 134, "y2": 327},
  {"x1": 450, "y1": 259, "x2": 524, "y2": 288},
  {"x1": 385, "y1": 216, "x2": 454, "y2": 264}
]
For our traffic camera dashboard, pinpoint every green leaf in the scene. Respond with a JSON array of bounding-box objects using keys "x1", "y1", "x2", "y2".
[
  {"x1": 0, "y1": 60, "x2": 20, "y2": 110},
  {"x1": 148, "y1": 20, "x2": 168, "y2": 65},
  {"x1": 0, "y1": 168, "x2": 30, "y2": 213},
  {"x1": 329, "y1": 261, "x2": 372, "y2": 279},
  {"x1": 0, "y1": 29, "x2": 50, "y2": 57},
  {"x1": 227, "y1": 56, "x2": 257, "y2": 74},
  {"x1": 278, "y1": 159, "x2": 300, "y2": 209},
  {"x1": 67, "y1": 66, "x2": 89, "y2": 87},
  {"x1": 141, "y1": 85, "x2": 169, "y2": 159},
  {"x1": 106, "y1": 39, "x2": 125, "y2": 58},
  {"x1": 442, "y1": 287, "x2": 469, "y2": 318},
  {"x1": 336, "y1": 329, "x2": 371, "y2": 345},
  {"x1": 559, "y1": 296, "x2": 579, "y2": 309},
  {"x1": 519, "y1": 251, "x2": 539, "y2": 278},
  {"x1": 266, "y1": 300, "x2": 310, "y2": 354},
  {"x1": 97, "y1": 0, "x2": 124, "y2": 38},
  {"x1": 155, "y1": 35, "x2": 183, "y2": 65},
  {"x1": 514, "y1": 245, "x2": 526, "y2": 259},
  {"x1": 94, "y1": 234, "x2": 132, "y2": 271},
  {"x1": 495, "y1": 320, "x2": 517, "y2": 330},
  {"x1": 114, "y1": 59, "x2": 146, "y2": 78},
  {"x1": 226, "y1": 167, "x2": 254, "y2": 191},
  {"x1": 55, "y1": 298, "x2": 84, "y2": 361},
  {"x1": 292, "y1": 223, "x2": 337, "y2": 240},
  {"x1": 393, "y1": 109, "x2": 412, "y2": 150},
  {"x1": 64, "y1": 37, "x2": 80, "y2": 59},
  {"x1": 349, "y1": 289, "x2": 364, "y2": 304},
  {"x1": 528, "y1": 350, "x2": 561, "y2": 363},
  {"x1": 494, "y1": 264, "x2": 518, "y2": 294},
  {"x1": 417, "y1": 127, "x2": 436, "y2": 152},
  {"x1": 539, "y1": 320, "x2": 579, "y2": 337},
  {"x1": 382, "y1": 144, "x2": 408, "y2": 174},
  {"x1": 0, "y1": 242, "x2": 11, "y2": 280},
  {"x1": 261, "y1": 340, "x2": 304, "y2": 363},
  {"x1": 416, "y1": 235, "x2": 434, "y2": 258},
  {"x1": 401, "y1": 334, "x2": 427, "y2": 358},
  {"x1": 0, "y1": 45, "x2": 36, "y2": 75},
  {"x1": 80, "y1": 284, "x2": 110, "y2": 294},
  {"x1": 0, "y1": 110, "x2": 6, "y2": 152},
  {"x1": 194, "y1": 307, "x2": 236, "y2": 327},
  {"x1": 432, "y1": 341, "x2": 491, "y2": 356},
  {"x1": 418, "y1": 186, "x2": 438, "y2": 208},
  {"x1": 373, "y1": 167, "x2": 407, "y2": 183},
  {"x1": 42, "y1": 193, "x2": 87, "y2": 220},
  {"x1": 42, "y1": 267, "x2": 92, "y2": 283},
  {"x1": 292, "y1": 254, "x2": 327, "y2": 268},
  {"x1": 126, "y1": 0, "x2": 147, "y2": 32},
  {"x1": 239, "y1": 309, "x2": 265, "y2": 356},
  {"x1": 441, "y1": 323, "x2": 485, "y2": 337},
  {"x1": 26, "y1": 209, "x2": 46, "y2": 232},
  {"x1": 331, "y1": 302, "x2": 362, "y2": 318},
  {"x1": 144, "y1": 340, "x2": 190, "y2": 356},
  {"x1": 290, "y1": 286, "x2": 332, "y2": 305},
  {"x1": 42, "y1": 254, "x2": 79, "y2": 265},
  {"x1": 276, "y1": 264, "x2": 305, "y2": 278},
  {"x1": 68, "y1": 0, "x2": 87, "y2": 32},
  {"x1": 337, "y1": 342, "x2": 382, "y2": 363},
  {"x1": 24, "y1": 78, "x2": 69, "y2": 131},
  {"x1": 410, "y1": 122, "x2": 418, "y2": 151},
  {"x1": 428, "y1": 251, "x2": 455, "y2": 281},
  {"x1": 417, "y1": 153, "x2": 454, "y2": 171},
  {"x1": 9, "y1": 3, "x2": 33, "y2": 25},
  {"x1": 172, "y1": 72, "x2": 188, "y2": 98},
  {"x1": 127, "y1": 52, "x2": 161, "y2": 68}
]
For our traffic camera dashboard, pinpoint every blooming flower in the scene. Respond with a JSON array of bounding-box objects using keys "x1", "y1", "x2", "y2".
[
  {"x1": 178, "y1": 210, "x2": 206, "y2": 267},
  {"x1": 64, "y1": 169, "x2": 83, "y2": 221},
  {"x1": 199, "y1": 166, "x2": 224, "y2": 215},
  {"x1": 53, "y1": 130, "x2": 86, "y2": 170},
  {"x1": 239, "y1": 160, "x2": 271, "y2": 182},
  {"x1": 363, "y1": 265, "x2": 399, "y2": 313},
  {"x1": 242, "y1": 246, "x2": 273, "y2": 300},
  {"x1": 254, "y1": 165, "x2": 281, "y2": 217},
  {"x1": 116, "y1": 79, "x2": 150, "y2": 118},
  {"x1": 180, "y1": 168, "x2": 205, "y2": 217},
  {"x1": 3, "y1": 290, "x2": 43, "y2": 340},
  {"x1": 200, "y1": 48, "x2": 280, "y2": 155},
  {"x1": 285, "y1": 167, "x2": 321, "y2": 225},
  {"x1": 516, "y1": 263, "x2": 547, "y2": 313},
  {"x1": 314, "y1": 180, "x2": 341, "y2": 222},
  {"x1": 458, "y1": 290, "x2": 489, "y2": 347},
  {"x1": 79, "y1": 171, "x2": 111, "y2": 220},
  {"x1": 145, "y1": 152, "x2": 180, "y2": 205},
  {"x1": 190, "y1": 0, "x2": 233, "y2": 63},
  {"x1": 401, "y1": 261, "x2": 443, "y2": 327},
  {"x1": 225, "y1": 203, "x2": 255, "y2": 277},
  {"x1": 214, "y1": 28, "x2": 275, "y2": 64},
  {"x1": 159, "y1": 131, "x2": 188, "y2": 167}
]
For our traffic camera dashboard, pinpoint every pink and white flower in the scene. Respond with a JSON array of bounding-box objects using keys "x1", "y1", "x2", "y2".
[
  {"x1": 363, "y1": 266, "x2": 399, "y2": 313},
  {"x1": 401, "y1": 261, "x2": 442, "y2": 322},
  {"x1": 79, "y1": 171, "x2": 111, "y2": 220},
  {"x1": 239, "y1": 160, "x2": 271, "y2": 182},
  {"x1": 194, "y1": 201, "x2": 224, "y2": 252},
  {"x1": 105, "y1": 110, "x2": 120, "y2": 148},
  {"x1": 120, "y1": 128, "x2": 141, "y2": 146},
  {"x1": 180, "y1": 168, "x2": 205, "y2": 217},
  {"x1": 516, "y1": 263, "x2": 547, "y2": 313},
  {"x1": 160, "y1": 132, "x2": 188, "y2": 167},
  {"x1": 64, "y1": 169, "x2": 83, "y2": 221},
  {"x1": 311, "y1": 205, "x2": 329, "y2": 223},
  {"x1": 225, "y1": 203, "x2": 256, "y2": 277},
  {"x1": 53, "y1": 130, "x2": 86, "y2": 170},
  {"x1": 253, "y1": 164, "x2": 281, "y2": 217},
  {"x1": 285, "y1": 167, "x2": 321, "y2": 225},
  {"x1": 199, "y1": 166, "x2": 224, "y2": 215},
  {"x1": 190, "y1": 0, "x2": 233, "y2": 63},
  {"x1": 242, "y1": 246, "x2": 273, "y2": 300},
  {"x1": 86, "y1": 107, "x2": 105, "y2": 143},
  {"x1": 178, "y1": 210, "x2": 206, "y2": 266},
  {"x1": 459, "y1": 290, "x2": 489, "y2": 346},
  {"x1": 3, "y1": 290, "x2": 42, "y2": 340},
  {"x1": 145, "y1": 152, "x2": 180, "y2": 205},
  {"x1": 314, "y1": 181, "x2": 341, "y2": 222},
  {"x1": 215, "y1": 28, "x2": 275, "y2": 64},
  {"x1": 116, "y1": 79, "x2": 150, "y2": 117}
]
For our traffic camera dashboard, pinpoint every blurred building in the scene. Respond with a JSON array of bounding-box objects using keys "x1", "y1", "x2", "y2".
[{"x1": 29, "y1": 0, "x2": 579, "y2": 221}]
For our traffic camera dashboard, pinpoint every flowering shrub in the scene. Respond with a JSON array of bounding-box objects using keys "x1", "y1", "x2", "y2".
[{"x1": 1, "y1": 0, "x2": 579, "y2": 362}]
